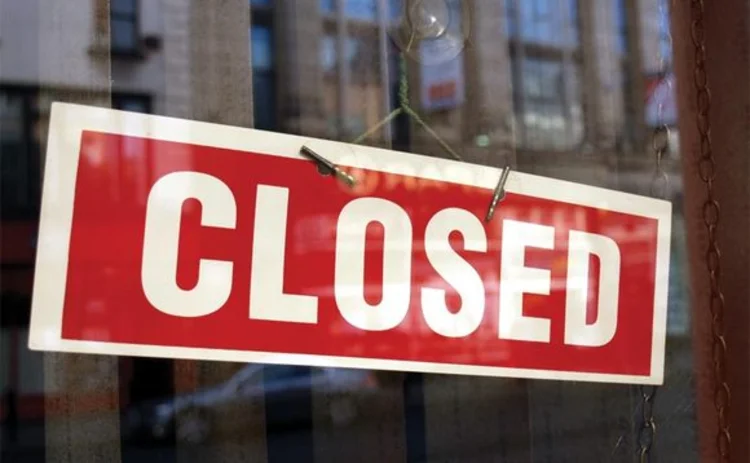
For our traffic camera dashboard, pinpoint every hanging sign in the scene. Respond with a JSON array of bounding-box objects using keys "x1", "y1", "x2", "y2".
[{"x1": 29, "y1": 103, "x2": 671, "y2": 385}]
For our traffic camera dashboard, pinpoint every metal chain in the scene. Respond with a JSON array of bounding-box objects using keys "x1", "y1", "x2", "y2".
[
  {"x1": 638, "y1": 384, "x2": 658, "y2": 462},
  {"x1": 690, "y1": 1, "x2": 731, "y2": 460},
  {"x1": 638, "y1": 1, "x2": 672, "y2": 460}
]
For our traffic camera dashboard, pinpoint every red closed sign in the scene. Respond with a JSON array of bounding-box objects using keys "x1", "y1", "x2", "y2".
[{"x1": 30, "y1": 104, "x2": 671, "y2": 385}]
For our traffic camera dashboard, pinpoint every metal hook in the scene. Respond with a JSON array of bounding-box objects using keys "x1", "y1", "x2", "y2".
[
  {"x1": 300, "y1": 145, "x2": 356, "y2": 188},
  {"x1": 485, "y1": 166, "x2": 511, "y2": 223}
]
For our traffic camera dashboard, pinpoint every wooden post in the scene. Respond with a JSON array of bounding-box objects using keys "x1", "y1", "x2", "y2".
[{"x1": 670, "y1": 1, "x2": 750, "y2": 461}]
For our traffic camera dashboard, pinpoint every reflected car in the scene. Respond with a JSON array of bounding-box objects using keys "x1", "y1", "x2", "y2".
[{"x1": 122, "y1": 364, "x2": 380, "y2": 444}]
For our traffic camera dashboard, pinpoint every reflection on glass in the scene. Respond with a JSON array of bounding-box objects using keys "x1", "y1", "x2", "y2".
[
  {"x1": 321, "y1": 0, "x2": 335, "y2": 15},
  {"x1": 506, "y1": 0, "x2": 579, "y2": 47},
  {"x1": 514, "y1": 57, "x2": 582, "y2": 150},
  {"x1": 346, "y1": 0, "x2": 377, "y2": 21},
  {"x1": 614, "y1": 0, "x2": 628, "y2": 55},
  {"x1": 110, "y1": 0, "x2": 138, "y2": 52},
  {"x1": 658, "y1": 0, "x2": 672, "y2": 65},
  {"x1": 112, "y1": 0, "x2": 136, "y2": 14},
  {"x1": 251, "y1": 26, "x2": 273, "y2": 70},
  {"x1": 389, "y1": 0, "x2": 403, "y2": 21},
  {"x1": 251, "y1": 25, "x2": 276, "y2": 130}
]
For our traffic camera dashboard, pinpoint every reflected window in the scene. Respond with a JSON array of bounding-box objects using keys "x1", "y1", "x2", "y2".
[
  {"x1": 251, "y1": 2, "x2": 277, "y2": 130},
  {"x1": 346, "y1": 0, "x2": 377, "y2": 21},
  {"x1": 614, "y1": 0, "x2": 628, "y2": 55},
  {"x1": 507, "y1": 0, "x2": 579, "y2": 47},
  {"x1": 516, "y1": 58, "x2": 572, "y2": 150},
  {"x1": 507, "y1": 0, "x2": 583, "y2": 150},
  {"x1": 321, "y1": 36, "x2": 337, "y2": 75},
  {"x1": 0, "y1": 90, "x2": 34, "y2": 217},
  {"x1": 505, "y1": 0, "x2": 517, "y2": 36},
  {"x1": 389, "y1": 0, "x2": 403, "y2": 21},
  {"x1": 321, "y1": 0, "x2": 387, "y2": 141},
  {"x1": 252, "y1": 27, "x2": 274, "y2": 71},
  {"x1": 110, "y1": 0, "x2": 139, "y2": 54},
  {"x1": 113, "y1": 94, "x2": 150, "y2": 113},
  {"x1": 0, "y1": 88, "x2": 41, "y2": 218},
  {"x1": 321, "y1": 0, "x2": 378, "y2": 21},
  {"x1": 321, "y1": 0, "x2": 336, "y2": 16}
]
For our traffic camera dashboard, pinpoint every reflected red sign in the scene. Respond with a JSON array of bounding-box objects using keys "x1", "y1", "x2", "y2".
[{"x1": 29, "y1": 103, "x2": 672, "y2": 385}]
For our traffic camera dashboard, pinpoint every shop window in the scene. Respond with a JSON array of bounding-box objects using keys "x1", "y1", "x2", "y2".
[{"x1": 110, "y1": 0, "x2": 139, "y2": 54}]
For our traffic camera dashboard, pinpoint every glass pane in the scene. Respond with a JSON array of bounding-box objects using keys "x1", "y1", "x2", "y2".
[
  {"x1": 111, "y1": 0, "x2": 136, "y2": 15},
  {"x1": 517, "y1": 0, "x2": 578, "y2": 46},
  {"x1": 389, "y1": 0, "x2": 403, "y2": 21},
  {"x1": 251, "y1": 25, "x2": 273, "y2": 70},
  {"x1": 321, "y1": 0, "x2": 335, "y2": 15},
  {"x1": 568, "y1": 0, "x2": 579, "y2": 45},
  {"x1": 0, "y1": 92, "x2": 28, "y2": 212},
  {"x1": 111, "y1": 18, "x2": 137, "y2": 51},
  {"x1": 505, "y1": 0, "x2": 517, "y2": 37},
  {"x1": 614, "y1": 0, "x2": 628, "y2": 55},
  {"x1": 114, "y1": 97, "x2": 148, "y2": 113},
  {"x1": 346, "y1": 0, "x2": 376, "y2": 21},
  {"x1": 252, "y1": 72, "x2": 276, "y2": 130},
  {"x1": 522, "y1": 58, "x2": 564, "y2": 101},
  {"x1": 321, "y1": 35, "x2": 337, "y2": 74},
  {"x1": 0, "y1": 92, "x2": 23, "y2": 140}
]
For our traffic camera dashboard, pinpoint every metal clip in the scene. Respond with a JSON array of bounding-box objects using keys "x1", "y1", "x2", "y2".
[
  {"x1": 485, "y1": 166, "x2": 511, "y2": 223},
  {"x1": 300, "y1": 145, "x2": 356, "y2": 188}
]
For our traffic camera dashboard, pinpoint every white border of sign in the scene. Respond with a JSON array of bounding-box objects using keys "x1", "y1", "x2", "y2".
[{"x1": 29, "y1": 103, "x2": 671, "y2": 385}]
